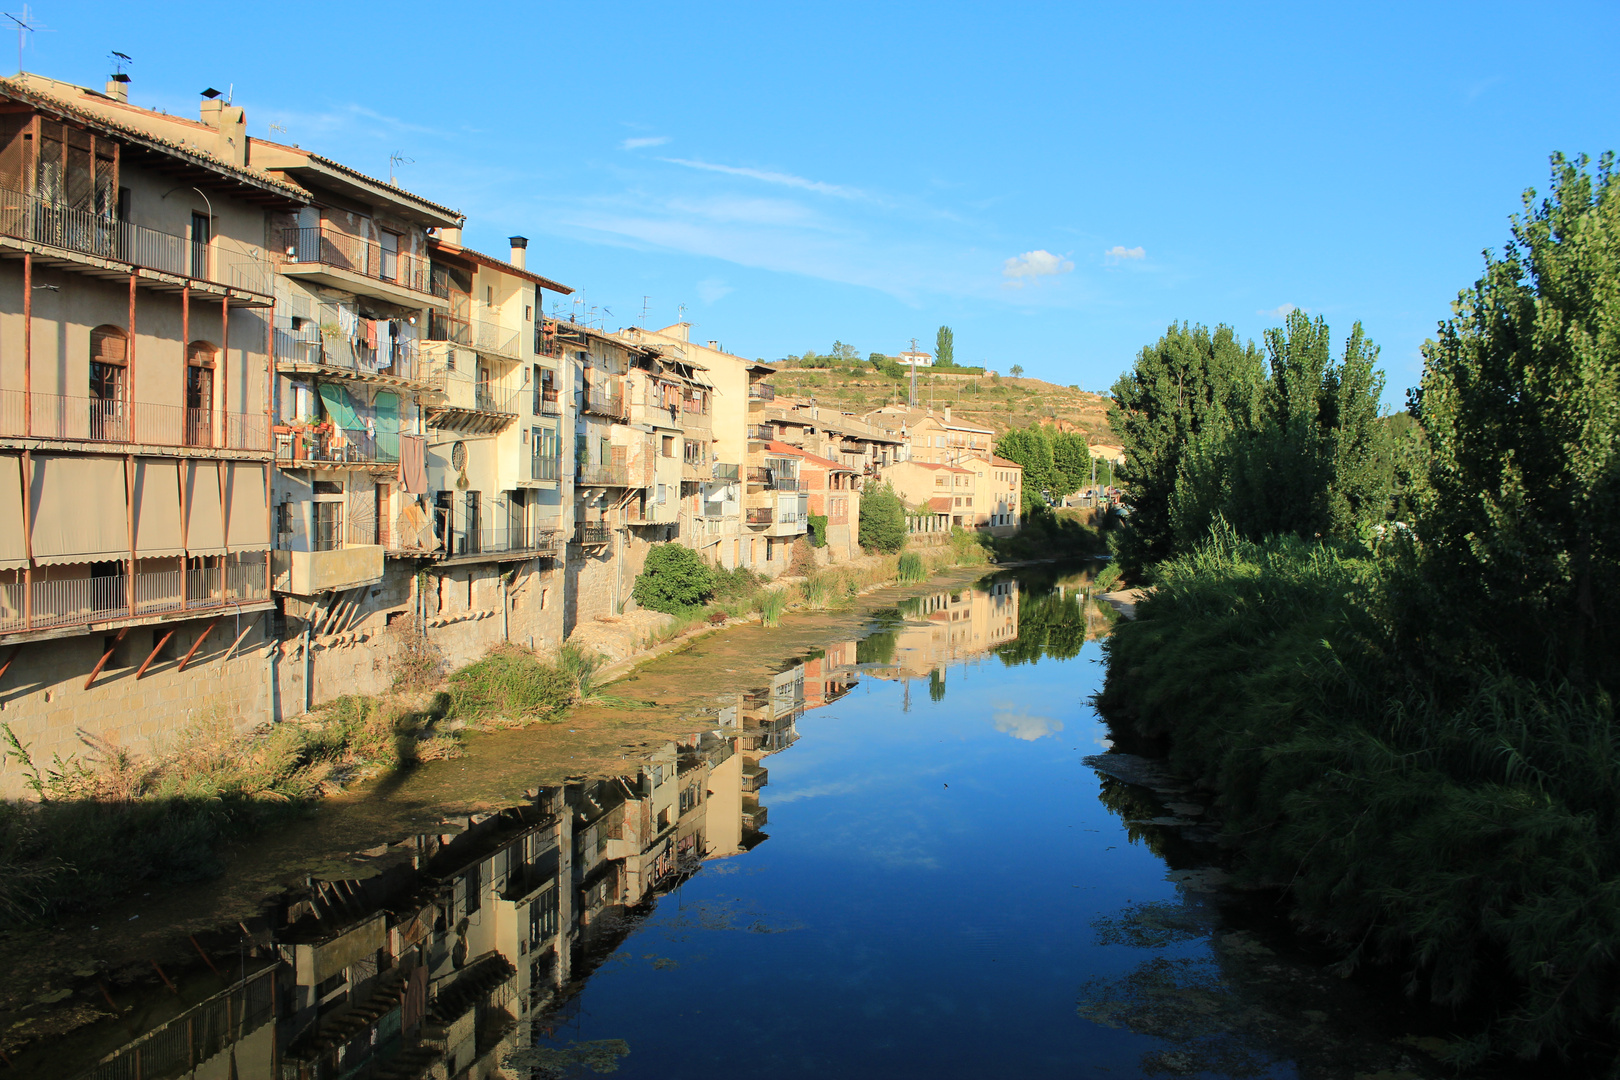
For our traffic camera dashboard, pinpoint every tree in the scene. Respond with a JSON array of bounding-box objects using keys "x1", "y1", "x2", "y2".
[
  {"x1": 1107, "y1": 322, "x2": 1265, "y2": 577},
  {"x1": 1415, "y1": 152, "x2": 1620, "y2": 687},
  {"x1": 994, "y1": 428, "x2": 1055, "y2": 512},
  {"x1": 1009, "y1": 364, "x2": 1024, "y2": 378},
  {"x1": 935, "y1": 326, "x2": 954, "y2": 369},
  {"x1": 830, "y1": 340, "x2": 858, "y2": 361},
  {"x1": 631, "y1": 544, "x2": 716, "y2": 613},
  {"x1": 1050, "y1": 432, "x2": 1091, "y2": 497},
  {"x1": 1170, "y1": 311, "x2": 1387, "y2": 549},
  {"x1": 858, "y1": 484, "x2": 908, "y2": 553}
]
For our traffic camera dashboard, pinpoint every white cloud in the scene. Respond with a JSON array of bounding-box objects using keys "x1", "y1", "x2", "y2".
[
  {"x1": 697, "y1": 278, "x2": 734, "y2": 304},
  {"x1": 659, "y1": 157, "x2": 863, "y2": 199},
  {"x1": 1258, "y1": 303, "x2": 1299, "y2": 318},
  {"x1": 1104, "y1": 245, "x2": 1146, "y2": 263},
  {"x1": 992, "y1": 707, "x2": 1065, "y2": 741},
  {"x1": 1001, "y1": 249, "x2": 1074, "y2": 288},
  {"x1": 621, "y1": 135, "x2": 671, "y2": 150}
]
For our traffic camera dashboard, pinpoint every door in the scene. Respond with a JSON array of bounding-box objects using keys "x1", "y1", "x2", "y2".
[
  {"x1": 379, "y1": 229, "x2": 400, "y2": 282},
  {"x1": 186, "y1": 364, "x2": 214, "y2": 447},
  {"x1": 190, "y1": 211, "x2": 210, "y2": 278},
  {"x1": 375, "y1": 483, "x2": 390, "y2": 547},
  {"x1": 465, "y1": 491, "x2": 481, "y2": 555},
  {"x1": 434, "y1": 491, "x2": 452, "y2": 552}
]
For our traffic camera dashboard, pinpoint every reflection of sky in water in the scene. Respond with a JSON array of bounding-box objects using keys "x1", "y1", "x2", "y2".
[{"x1": 547, "y1": 636, "x2": 1296, "y2": 1078}]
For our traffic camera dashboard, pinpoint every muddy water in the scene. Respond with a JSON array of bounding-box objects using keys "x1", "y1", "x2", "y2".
[{"x1": 13, "y1": 567, "x2": 1460, "y2": 1078}]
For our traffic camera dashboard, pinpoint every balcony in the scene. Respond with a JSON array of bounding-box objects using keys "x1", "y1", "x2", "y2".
[
  {"x1": 742, "y1": 766, "x2": 768, "y2": 793},
  {"x1": 276, "y1": 226, "x2": 432, "y2": 302},
  {"x1": 581, "y1": 386, "x2": 627, "y2": 420},
  {"x1": 0, "y1": 555, "x2": 271, "y2": 637},
  {"x1": 274, "y1": 325, "x2": 431, "y2": 389},
  {"x1": 528, "y1": 455, "x2": 563, "y2": 483},
  {"x1": 428, "y1": 315, "x2": 522, "y2": 362},
  {"x1": 423, "y1": 379, "x2": 519, "y2": 434},
  {"x1": 272, "y1": 545, "x2": 385, "y2": 595},
  {"x1": 573, "y1": 522, "x2": 613, "y2": 546},
  {"x1": 0, "y1": 184, "x2": 274, "y2": 297},
  {"x1": 437, "y1": 527, "x2": 562, "y2": 564},
  {"x1": 745, "y1": 507, "x2": 773, "y2": 526},
  {"x1": 713, "y1": 462, "x2": 740, "y2": 481},
  {"x1": 577, "y1": 462, "x2": 630, "y2": 487},
  {"x1": 537, "y1": 387, "x2": 562, "y2": 416},
  {"x1": 274, "y1": 425, "x2": 399, "y2": 469},
  {"x1": 748, "y1": 383, "x2": 776, "y2": 402},
  {"x1": 748, "y1": 425, "x2": 775, "y2": 442},
  {"x1": 0, "y1": 389, "x2": 270, "y2": 450}
]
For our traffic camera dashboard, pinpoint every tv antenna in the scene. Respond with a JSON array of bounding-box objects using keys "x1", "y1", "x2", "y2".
[
  {"x1": 388, "y1": 151, "x2": 414, "y2": 185},
  {"x1": 108, "y1": 50, "x2": 131, "y2": 81},
  {"x1": 268, "y1": 122, "x2": 287, "y2": 139},
  {"x1": 5, "y1": 7, "x2": 50, "y2": 76},
  {"x1": 640, "y1": 295, "x2": 649, "y2": 328}
]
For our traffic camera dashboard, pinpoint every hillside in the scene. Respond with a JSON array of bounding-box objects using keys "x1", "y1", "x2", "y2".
[{"x1": 767, "y1": 364, "x2": 1116, "y2": 444}]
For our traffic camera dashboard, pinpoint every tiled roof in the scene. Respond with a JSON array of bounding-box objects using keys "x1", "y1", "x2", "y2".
[{"x1": 764, "y1": 442, "x2": 849, "y2": 472}]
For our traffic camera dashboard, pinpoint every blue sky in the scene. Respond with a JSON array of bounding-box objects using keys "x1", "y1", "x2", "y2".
[{"x1": 21, "y1": 1, "x2": 1619, "y2": 401}]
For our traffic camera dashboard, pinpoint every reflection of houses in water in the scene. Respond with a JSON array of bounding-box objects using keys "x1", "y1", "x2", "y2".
[{"x1": 871, "y1": 579, "x2": 1020, "y2": 682}]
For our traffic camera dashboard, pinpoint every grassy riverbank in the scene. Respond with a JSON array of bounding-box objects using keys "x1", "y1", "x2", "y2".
[
  {"x1": 1097, "y1": 529, "x2": 1620, "y2": 1070},
  {"x1": 0, "y1": 536, "x2": 993, "y2": 925}
]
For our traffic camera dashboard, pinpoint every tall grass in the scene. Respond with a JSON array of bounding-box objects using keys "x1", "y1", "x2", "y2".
[
  {"x1": 444, "y1": 645, "x2": 578, "y2": 723},
  {"x1": 1098, "y1": 525, "x2": 1620, "y2": 1067},
  {"x1": 897, "y1": 552, "x2": 926, "y2": 583},
  {"x1": 758, "y1": 589, "x2": 788, "y2": 626}
]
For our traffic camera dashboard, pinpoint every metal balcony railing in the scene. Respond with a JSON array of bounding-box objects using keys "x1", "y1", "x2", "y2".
[
  {"x1": 0, "y1": 555, "x2": 271, "y2": 636},
  {"x1": 276, "y1": 226, "x2": 431, "y2": 295},
  {"x1": 474, "y1": 384, "x2": 518, "y2": 416},
  {"x1": 274, "y1": 325, "x2": 427, "y2": 385},
  {"x1": 749, "y1": 383, "x2": 776, "y2": 401},
  {"x1": 0, "y1": 388, "x2": 270, "y2": 449},
  {"x1": 712, "y1": 462, "x2": 740, "y2": 481},
  {"x1": 748, "y1": 425, "x2": 775, "y2": 442},
  {"x1": 746, "y1": 507, "x2": 773, "y2": 525},
  {"x1": 471, "y1": 319, "x2": 522, "y2": 361},
  {"x1": 275, "y1": 425, "x2": 400, "y2": 466},
  {"x1": 581, "y1": 387, "x2": 627, "y2": 419},
  {"x1": 442, "y1": 527, "x2": 562, "y2": 559},
  {"x1": 778, "y1": 511, "x2": 804, "y2": 526},
  {"x1": 576, "y1": 463, "x2": 630, "y2": 487},
  {"x1": 573, "y1": 522, "x2": 614, "y2": 546},
  {"x1": 537, "y1": 387, "x2": 561, "y2": 416},
  {"x1": 0, "y1": 185, "x2": 274, "y2": 294},
  {"x1": 530, "y1": 455, "x2": 563, "y2": 482}
]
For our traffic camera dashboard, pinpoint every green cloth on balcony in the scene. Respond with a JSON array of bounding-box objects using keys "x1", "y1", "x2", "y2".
[{"x1": 318, "y1": 383, "x2": 360, "y2": 431}]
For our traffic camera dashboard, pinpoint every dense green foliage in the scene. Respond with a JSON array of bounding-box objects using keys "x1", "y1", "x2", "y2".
[
  {"x1": 1098, "y1": 154, "x2": 1620, "y2": 1070},
  {"x1": 631, "y1": 543, "x2": 717, "y2": 613},
  {"x1": 858, "y1": 484, "x2": 908, "y2": 553},
  {"x1": 445, "y1": 646, "x2": 578, "y2": 722},
  {"x1": 985, "y1": 506, "x2": 1108, "y2": 562},
  {"x1": 896, "y1": 552, "x2": 926, "y2": 583},
  {"x1": 807, "y1": 513, "x2": 828, "y2": 547},
  {"x1": 935, "y1": 325, "x2": 954, "y2": 368},
  {"x1": 993, "y1": 427, "x2": 1055, "y2": 511}
]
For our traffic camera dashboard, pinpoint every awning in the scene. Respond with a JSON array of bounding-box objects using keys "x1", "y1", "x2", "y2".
[
  {"x1": 225, "y1": 462, "x2": 269, "y2": 552},
  {"x1": 318, "y1": 383, "x2": 360, "y2": 431},
  {"x1": 185, "y1": 462, "x2": 226, "y2": 556},
  {"x1": 30, "y1": 455, "x2": 129, "y2": 566},
  {"x1": 133, "y1": 459, "x2": 183, "y2": 559},
  {"x1": 0, "y1": 455, "x2": 24, "y2": 571}
]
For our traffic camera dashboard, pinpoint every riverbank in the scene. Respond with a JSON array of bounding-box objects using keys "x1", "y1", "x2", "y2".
[{"x1": 0, "y1": 546, "x2": 1008, "y2": 1024}]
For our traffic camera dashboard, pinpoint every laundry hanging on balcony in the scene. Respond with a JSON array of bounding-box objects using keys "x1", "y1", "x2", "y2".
[
  {"x1": 398, "y1": 434, "x2": 428, "y2": 494},
  {"x1": 318, "y1": 383, "x2": 361, "y2": 432},
  {"x1": 29, "y1": 455, "x2": 128, "y2": 566}
]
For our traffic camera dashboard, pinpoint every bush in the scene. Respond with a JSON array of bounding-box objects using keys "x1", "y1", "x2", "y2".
[
  {"x1": 858, "y1": 484, "x2": 908, "y2": 554},
  {"x1": 808, "y1": 513, "x2": 828, "y2": 547},
  {"x1": 631, "y1": 543, "x2": 716, "y2": 613},
  {"x1": 897, "y1": 552, "x2": 926, "y2": 583}
]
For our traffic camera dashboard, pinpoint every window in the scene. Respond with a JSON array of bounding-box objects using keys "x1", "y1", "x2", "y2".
[
  {"x1": 312, "y1": 502, "x2": 341, "y2": 551},
  {"x1": 379, "y1": 230, "x2": 400, "y2": 281},
  {"x1": 656, "y1": 484, "x2": 667, "y2": 504},
  {"x1": 189, "y1": 211, "x2": 210, "y2": 278},
  {"x1": 532, "y1": 365, "x2": 542, "y2": 413},
  {"x1": 485, "y1": 285, "x2": 494, "y2": 307},
  {"x1": 661, "y1": 435, "x2": 674, "y2": 457},
  {"x1": 935, "y1": 475, "x2": 946, "y2": 487}
]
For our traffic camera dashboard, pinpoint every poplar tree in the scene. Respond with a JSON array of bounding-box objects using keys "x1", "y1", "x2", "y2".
[{"x1": 935, "y1": 326, "x2": 954, "y2": 368}]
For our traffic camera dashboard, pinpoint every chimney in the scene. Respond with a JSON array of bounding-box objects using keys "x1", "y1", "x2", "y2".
[
  {"x1": 441, "y1": 226, "x2": 462, "y2": 246},
  {"x1": 943, "y1": 406, "x2": 952, "y2": 423},
  {"x1": 707, "y1": 340, "x2": 718, "y2": 350},
  {"x1": 199, "y1": 98, "x2": 248, "y2": 167},
  {"x1": 105, "y1": 76, "x2": 129, "y2": 103},
  {"x1": 509, "y1": 236, "x2": 528, "y2": 270}
]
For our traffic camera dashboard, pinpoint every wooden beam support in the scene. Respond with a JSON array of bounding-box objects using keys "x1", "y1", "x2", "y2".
[
  {"x1": 215, "y1": 613, "x2": 262, "y2": 669},
  {"x1": 0, "y1": 644, "x2": 19, "y2": 689},
  {"x1": 84, "y1": 627, "x2": 129, "y2": 690},
  {"x1": 176, "y1": 619, "x2": 218, "y2": 672},
  {"x1": 134, "y1": 629, "x2": 176, "y2": 680}
]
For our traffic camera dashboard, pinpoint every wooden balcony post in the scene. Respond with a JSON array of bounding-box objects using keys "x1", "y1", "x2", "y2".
[
  {"x1": 220, "y1": 295, "x2": 229, "y2": 446},
  {"x1": 22, "y1": 253, "x2": 30, "y2": 436},
  {"x1": 20, "y1": 450, "x2": 32, "y2": 630},
  {"x1": 265, "y1": 297, "x2": 275, "y2": 453},
  {"x1": 128, "y1": 271, "x2": 137, "y2": 433},
  {"x1": 126, "y1": 455, "x2": 136, "y2": 616},
  {"x1": 181, "y1": 283, "x2": 189, "y2": 446},
  {"x1": 178, "y1": 460, "x2": 189, "y2": 613}
]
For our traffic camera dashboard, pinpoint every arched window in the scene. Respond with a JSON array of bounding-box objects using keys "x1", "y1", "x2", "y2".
[
  {"x1": 185, "y1": 340, "x2": 217, "y2": 447},
  {"x1": 88, "y1": 325, "x2": 127, "y2": 439}
]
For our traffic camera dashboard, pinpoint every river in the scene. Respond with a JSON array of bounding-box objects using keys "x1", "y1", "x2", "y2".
[{"x1": 13, "y1": 566, "x2": 1455, "y2": 1079}]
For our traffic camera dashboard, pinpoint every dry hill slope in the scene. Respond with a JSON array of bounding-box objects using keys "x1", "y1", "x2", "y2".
[{"x1": 769, "y1": 365, "x2": 1114, "y2": 444}]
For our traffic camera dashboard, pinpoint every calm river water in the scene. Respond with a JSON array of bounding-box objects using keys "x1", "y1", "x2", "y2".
[{"x1": 22, "y1": 567, "x2": 1453, "y2": 1079}]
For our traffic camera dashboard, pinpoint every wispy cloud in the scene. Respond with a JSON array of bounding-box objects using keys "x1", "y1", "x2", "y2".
[
  {"x1": 659, "y1": 157, "x2": 864, "y2": 199},
  {"x1": 697, "y1": 277, "x2": 734, "y2": 304},
  {"x1": 1258, "y1": 303, "x2": 1299, "y2": 318},
  {"x1": 621, "y1": 135, "x2": 671, "y2": 150},
  {"x1": 1104, "y1": 245, "x2": 1146, "y2": 263},
  {"x1": 1002, "y1": 249, "x2": 1074, "y2": 288}
]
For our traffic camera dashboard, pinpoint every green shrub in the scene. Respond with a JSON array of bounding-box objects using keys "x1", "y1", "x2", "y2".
[
  {"x1": 858, "y1": 484, "x2": 908, "y2": 554},
  {"x1": 631, "y1": 543, "x2": 717, "y2": 614},
  {"x1": 808, "y1": 513, "x2": 828, "y2": 547},
  {"x1": 897, "y1": 552, "x2": 926, "y2": 583}
]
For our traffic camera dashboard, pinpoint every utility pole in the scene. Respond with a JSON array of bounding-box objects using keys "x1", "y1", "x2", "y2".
[{"x1": 908, "y1": 337, "x2": 917, "y2": 409}]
